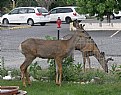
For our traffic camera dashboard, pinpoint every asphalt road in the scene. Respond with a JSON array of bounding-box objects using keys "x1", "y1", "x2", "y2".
[{"x1": 0, "y1": 22, "x2": 121, "y2": 69}]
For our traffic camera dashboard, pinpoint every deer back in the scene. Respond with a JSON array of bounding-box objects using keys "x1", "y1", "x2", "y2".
[{"x1": 63, "y1": 34, "x2": 87, "y2": 50}]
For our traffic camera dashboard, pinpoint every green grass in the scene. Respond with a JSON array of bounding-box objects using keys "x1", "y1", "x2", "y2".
[{"x1": 1, "y1": 80, "x2": 121, "y2": 95}]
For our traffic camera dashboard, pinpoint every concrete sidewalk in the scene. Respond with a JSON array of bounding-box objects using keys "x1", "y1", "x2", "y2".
[{"x1": 81, "y1": 23, "x2": 121, "y2": 30}]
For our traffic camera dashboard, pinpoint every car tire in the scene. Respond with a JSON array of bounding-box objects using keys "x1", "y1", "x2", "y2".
[
  {"x1": 110, "y1": 14, "x2": 115, "y2": 19},
  {"x1": 27, "y1": 19, "x2": 34, "y2": 26},
  {"x1": 65, "y1": 17, "x2": 72, "y2": 24},
  {"x1": 115, "y1": 17, "x2": 120, "y2": 19},
  {"x1": 2, "y1": 19, "x2": 9, "y2": 25},
  {"x1": 40, "y1": 22, "x2": 46, "y2": 26}
]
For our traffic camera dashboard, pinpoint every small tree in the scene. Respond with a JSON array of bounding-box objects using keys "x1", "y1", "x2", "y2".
[
  {"x1": 68, "y1": 0, "x2": 121, "y2": 23},
  {"x1": 16, "y1": 0, "x2": 38, "y2": 7},
  {"x1": 36, "y1": 0, "x2": 55, "y2": 10}
]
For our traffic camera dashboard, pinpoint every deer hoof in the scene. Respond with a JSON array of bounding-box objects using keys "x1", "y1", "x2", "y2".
[
  {"x1": 28, "y1": 83, "x2": 31, "y2": 86},
  {"x1": 23, "y1": 84, "x2": 27, "y2": 87},
  {"x1": 56, "y1": 83, "x2": 61, "y2": 86}
]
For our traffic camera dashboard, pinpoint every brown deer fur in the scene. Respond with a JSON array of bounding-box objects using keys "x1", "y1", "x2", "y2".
[
  {"x1": 66, "y1": 20, "x2": 113, "y2": 72},
  {"x1": 19, "y1": 29, "x2": 88, "y2": 87}
]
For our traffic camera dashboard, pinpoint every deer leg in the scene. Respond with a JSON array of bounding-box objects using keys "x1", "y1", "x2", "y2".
[
  {"x1": 55, "y1": 63, "x2": 59, "y2": 84},
  {"x1": 55, "y1": 58, "x2": 62, "y2": 86},
  {"x1": 25, "y1": 68, "x2": 31, "y2": 85},
  {"x1": 20, "y1": 56, "x2": 35, "y2": 87},
  {"x1": 87, "y1": 56, "x2": 91, "y2": 69},
  {"x1": 83, "y1": 57, "x2": 86, "y2": 72}
]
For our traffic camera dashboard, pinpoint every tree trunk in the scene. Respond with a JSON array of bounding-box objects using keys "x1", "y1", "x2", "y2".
[
  {"x1": 107, "y1": 13, "x2": 111, "y2": 23},
  {"x1": 99, "y1": 20, "x2": 102, "y2": 27}
]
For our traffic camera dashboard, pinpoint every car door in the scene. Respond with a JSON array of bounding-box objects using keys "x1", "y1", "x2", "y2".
[
  {"x1": 56, "y1": 8, "x2": 67, "y2": 21},
  {"x1": 18, "y1": 8, "x2": 28, "y2": 23},
  {"x1": 49, "y1": 8, "x2": 59, "y2": 21},
  {"x1": 7, "y1": 9, "x2": 19, "y2": 23}
]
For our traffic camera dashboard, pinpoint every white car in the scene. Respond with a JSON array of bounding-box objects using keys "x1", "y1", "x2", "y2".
[
  {"x1": 1, "y1": 7, "x2": 50, "y2": 26},
  {"x1": 0, "y1": 11, "x2": 3, "y2": 23},
  {"x1": 49, "y1": 6, "x2": 86, "y2": 23},
  {"x1": 113, "y1": 11, "x2": 121, "y2": 19}
]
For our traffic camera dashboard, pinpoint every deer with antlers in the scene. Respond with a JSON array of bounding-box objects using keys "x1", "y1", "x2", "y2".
[
  {"x1": 63, "y1": 20, "x2": 113, "y2": 72},
  {"x1": 19, "y1": 28, "x2": 89, "y2": 87}
]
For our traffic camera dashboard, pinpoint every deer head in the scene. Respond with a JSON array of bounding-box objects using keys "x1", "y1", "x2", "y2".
[
  {"x1": 99, "y1": 52, "x2": 109, "y2": 73},
  {"x1": 72, "y1": 20, "x2": 90, "y2": 38}
]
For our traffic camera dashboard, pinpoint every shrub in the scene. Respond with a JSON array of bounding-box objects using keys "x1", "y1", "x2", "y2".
[
  {"x1": 29, "y1": 61, "x2": 42, "y2": 79},
  {"x1": 0, "y1": 68, "x2": 7, "y2": 77},
  {"x1": 47, "y1": 56, "x2": 83, "y2": 82}
]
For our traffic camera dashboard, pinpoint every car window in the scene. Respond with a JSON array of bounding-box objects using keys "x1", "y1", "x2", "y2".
[
  {"x1": 37, "y1": 8, "x2": 48, "y2": 13},
  {"x1": 19, "y1": 8, "x2": 28, "y2": 14},
  {"x1": 50, "y1": 9, "x2": 57, "y2": 14},
  {"x1": 0, "y1": 12, "x2": 2, "y2": 17},
  {"x1": 28, "y1": 8, "x2": 35, "y2": 13},
  {"x1": 9, "y1": 9, "x2": 19, "y2": 14},
  {"x1": 57, "y1": 8, "x2": 73, "y2": 13}
]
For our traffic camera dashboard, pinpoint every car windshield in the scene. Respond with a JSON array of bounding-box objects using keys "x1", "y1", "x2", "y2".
[
  {"x1": 0, "y1": 12, "x2": 2, "y2": 17},
  {"x1": 37, "y1": 8, "x2": 48, "y2": 13}
]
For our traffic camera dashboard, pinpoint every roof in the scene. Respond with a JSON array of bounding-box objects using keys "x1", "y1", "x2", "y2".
[
  {"x1": 53, "y1": 6, "x2": 77, "y2": 9},
  {"x1": 15, "y1": 7, "x2": 45, "y2": 9}
]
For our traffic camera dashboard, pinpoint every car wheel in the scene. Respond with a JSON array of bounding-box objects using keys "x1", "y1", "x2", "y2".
[
  {"x1": 65, "y1": 17, "x2": 72, "y2": 24},
  {"x1": 115, "y1": 17, "x2": 120, "y2": 19},
  {"x1": 27, "y1": 19, "x2": 34, "y2": 26},
  {"x1": 40, "y1": 22, "x2": 46, "y2": 26},
  {"x1": 3, "y1": 19, "x2": 9, "y2": 25},
  {"x1": 110, "y1": 14, "x2": 114, "y2": 19}
]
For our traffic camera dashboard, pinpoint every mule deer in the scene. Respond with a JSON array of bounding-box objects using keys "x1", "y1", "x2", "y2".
[
  {"x1": 19, "y1": 30, "x2": 88, "y2": 87},
  {"x1": 65, "y1": 20, "x2": 113, "y2": 72}
]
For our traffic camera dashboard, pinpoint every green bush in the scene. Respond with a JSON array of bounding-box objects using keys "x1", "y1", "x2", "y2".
[
  {"x1": 29, "y1": 61, "x2": 42, "y2": 79},
  {"x1": 47, "y1": 57, "x2": 83, "y2": 82},
  {"x1": 0, "y1": 68, "x2": 7, "y2": 77}
]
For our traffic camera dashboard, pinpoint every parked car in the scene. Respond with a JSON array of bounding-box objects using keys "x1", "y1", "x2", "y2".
[
  {"x1": 0, "y1": 11, "x2": 3, "y2": 23},
  {"x1": 1, "y1": 7, "x2": 50, "y2": 26},
  {"x1": 111, "y1": 11, "x2": 121, "y2": 19},
  {"x1": 48, "y1": 6, "x2": 86, "y2": 23}
]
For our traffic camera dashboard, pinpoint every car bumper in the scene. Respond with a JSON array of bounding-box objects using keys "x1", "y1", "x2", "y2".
[
  {"x1": 71, "y1": 16, "x2": 86, "y2": 21},
  {"x1": 34, "y1": 16, "x2": 50, "y2": 23}
]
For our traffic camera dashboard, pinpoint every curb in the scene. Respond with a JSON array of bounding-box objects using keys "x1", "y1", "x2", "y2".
[
  {"x1": 81, "y1": 23, "x2": 121, "y2": 30},
  {"x1": 0, "y1": 25, "x2": 31, "y2": 30}
]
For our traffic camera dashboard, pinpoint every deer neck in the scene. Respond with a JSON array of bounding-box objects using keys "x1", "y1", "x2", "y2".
[
  {"x1": 95, "y1": 53, "x2": 104, "y2": 63},
  {"x1": 94, "y1": 51, "x2": 107, "y2": 72},
  {"x1": 68, "y1": 32, "x2": 79, "y2": 49}
]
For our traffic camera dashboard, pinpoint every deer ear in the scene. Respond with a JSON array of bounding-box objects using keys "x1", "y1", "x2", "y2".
[
  {"x1": 82, "y1": 24, "x2": 85, "y2": 27},
  {"x1": 89, "y1": 36, "x2": 91, "y2": 39},
  {"x1": 80, "y1": 24, "x2": 82, "y2": 27},
  {"x1": 101, "y1": 52, "x2": 105, "y2": 55},
  {"x1": 80, "y1": 24, "x2": 83, "y2": 29},
  {"x1": 108, "y1": 57, "x2": 114, "y2": 61}
]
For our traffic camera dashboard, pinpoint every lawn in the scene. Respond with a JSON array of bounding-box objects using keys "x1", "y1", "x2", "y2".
[{"x1": 0, "y1": 80, "x2": 121, "y2": 95}]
